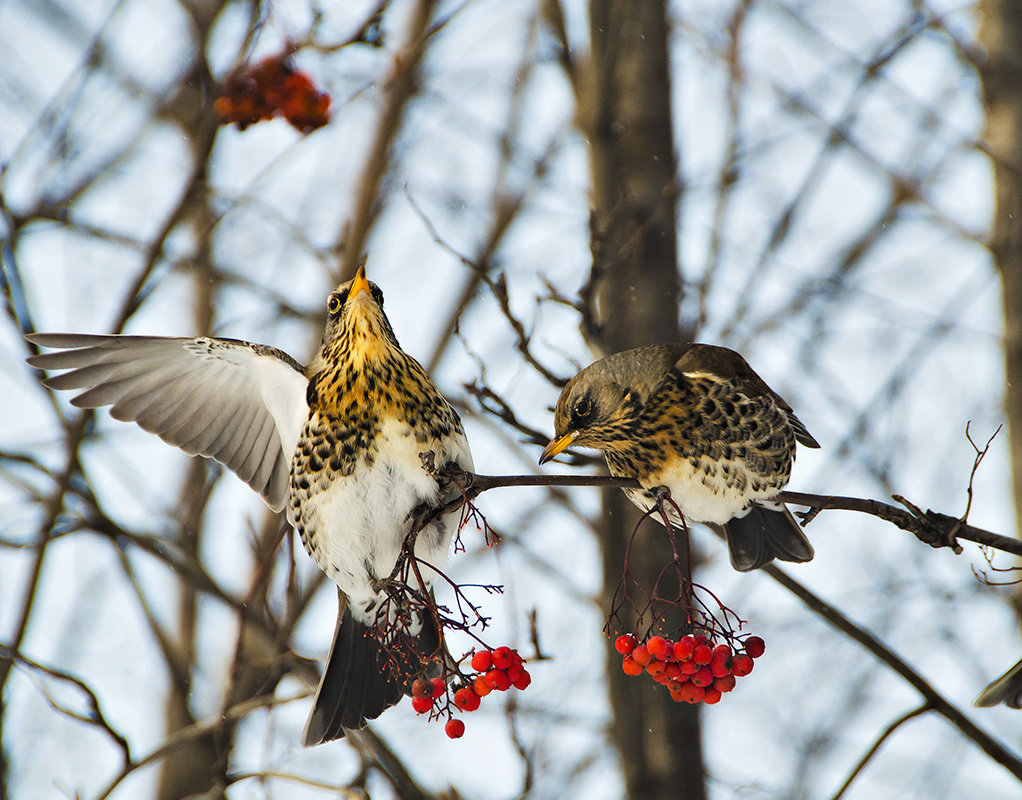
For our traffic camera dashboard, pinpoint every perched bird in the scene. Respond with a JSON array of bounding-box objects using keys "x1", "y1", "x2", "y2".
[
  {"x1": 975, "y1": 658, "x2": 1022, "y2": 709},
  {"x1": 25, "y1": 266, "x2": 472, "y2": 745},
  {"x1": 540, "y1": 343, "x2": 818, "y2": 571}
]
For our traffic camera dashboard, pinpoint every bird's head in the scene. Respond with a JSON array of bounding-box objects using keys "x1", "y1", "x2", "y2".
[
  {"x1": 539, "y1": 367, "x2": 642, "y2": 464},
  {"x1": 312, "y1": 265, "x2": 400, "y2": 374}
]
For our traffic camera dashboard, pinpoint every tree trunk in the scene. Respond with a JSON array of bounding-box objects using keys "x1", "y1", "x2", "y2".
[
  {"x1": 584, "y1": 1, "x2": 706, "y2": 798},
  {"x1": 977, "y1": 0, "x2": 1022, "y2": 613}
]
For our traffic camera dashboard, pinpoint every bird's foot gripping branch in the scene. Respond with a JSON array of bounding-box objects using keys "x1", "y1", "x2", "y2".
[{"x1": 607, "y1": 490, "x2": 768, "y2": 706}]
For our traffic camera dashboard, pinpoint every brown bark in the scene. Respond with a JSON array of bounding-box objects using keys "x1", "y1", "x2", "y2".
[
  {"x1": 977, "y1": 1, "x2": 1022, "y2": 610},
  {"x1": 583, "y1": 1, "x2": 706, "y2": 797}
]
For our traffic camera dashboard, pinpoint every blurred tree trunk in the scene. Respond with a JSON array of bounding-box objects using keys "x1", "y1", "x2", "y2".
[
  {"x1": 156, "y1": 202, "x2": 225, "y2": 800},
  {"x1": 583, "y1": 1, "x2": 706, "y2": 798},
  {"x1": 978, "y1": 1, "x2": 1022, "y2": 611},
  {"x1": 156, "y1": 32, "x2": 227, "y2": 791}
]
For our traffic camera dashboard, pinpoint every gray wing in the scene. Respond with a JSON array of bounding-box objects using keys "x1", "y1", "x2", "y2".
[{"x1": 26, "y1": 333, "x2": 310, "y2": 512}]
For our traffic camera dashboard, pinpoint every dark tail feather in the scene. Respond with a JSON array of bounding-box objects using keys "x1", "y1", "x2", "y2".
[
  {"x1": 724, "y1": 504, "x2": 814, "y2": 572},
  {"x1": 975, "y1": 658, "x2": 1022, "y2": 708},
  {"x1": 302, "y1": 593, "x2": 440, "y2": 747}
]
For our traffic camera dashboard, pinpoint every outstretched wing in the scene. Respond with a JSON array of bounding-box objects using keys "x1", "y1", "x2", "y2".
[{"x1": 26, "y1": 333, "x2": 309, "y2": 512}]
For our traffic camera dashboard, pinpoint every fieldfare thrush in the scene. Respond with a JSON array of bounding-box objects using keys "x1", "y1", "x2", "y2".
[
  {"x1": 540, "y1": 343, "x2": 818, "y2": 571},
  {"x1": 26, "y1": 267, "x2": 473, "y2": 745}
]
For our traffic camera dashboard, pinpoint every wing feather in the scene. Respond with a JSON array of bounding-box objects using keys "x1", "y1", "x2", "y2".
[
  {"x1": 26, "y1": 333, "x2": 309, "y2": 511},
  {"x1": 674, "y1": 343, "x2": 820, "y2": 449}
]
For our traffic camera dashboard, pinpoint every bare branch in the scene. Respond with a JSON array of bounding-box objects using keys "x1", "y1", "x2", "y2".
[{"x1": 0, "y1": 644, "x2": 131, "y2": 767}]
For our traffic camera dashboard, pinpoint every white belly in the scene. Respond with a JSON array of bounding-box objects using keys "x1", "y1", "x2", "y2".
[
  {"x1": 294, "y1": 417, "x2": 472, "y2": 626},
  {"x1": 622, "y1": 455, "x2": 781, "y2": 525}
]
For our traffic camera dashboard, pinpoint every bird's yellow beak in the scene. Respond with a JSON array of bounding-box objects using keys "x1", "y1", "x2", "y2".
[
  {"x1": 539, "y1": 430, "x2": 579, "y2": 465},
  {"x1": 350, "y1": 265, "x2": 372, "y2": 299}
]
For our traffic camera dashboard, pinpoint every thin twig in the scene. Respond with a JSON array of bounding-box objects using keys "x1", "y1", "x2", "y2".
[
  {"x1": 830, "y1": 703, "x2": 932, "y2": 800},
  {"x1": 0, "y1": 644, "x2": 131, "y2": 767}
]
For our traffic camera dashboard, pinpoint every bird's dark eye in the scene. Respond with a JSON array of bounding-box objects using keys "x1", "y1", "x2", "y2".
[
  {"x1": 328, "y1": 291, "x2": 348, "y2": 315},
  {"x1": 370, "y1": 285, "x2": 384, "y2": 307},
  {"x1": 573, "y1": 397, "x2": 594, "y2": 422}
]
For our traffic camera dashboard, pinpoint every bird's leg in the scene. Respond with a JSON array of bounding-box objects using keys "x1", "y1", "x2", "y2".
[
  {"x1": 419, "y1": 449, "x2": 474, "y2": 495},
  {"x1": 651, "y1": 484, "x2": 672, "y2": 504},
  {"x1": 650, "y1": 485, "x2": 686, "y2": 528},
  {"x1": 370, "y1": 574, "x2": 401, "y2": 595},
  {"x1": 436, "y1": 461, "x2": 474, "y2": 492},
  {"x1": 418, "y1": 449, "x2": 437, "y2": 475}
]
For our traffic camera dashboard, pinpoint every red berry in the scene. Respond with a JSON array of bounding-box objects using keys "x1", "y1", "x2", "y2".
[
  {"x1": 692, "y1": 644, "x2": 712, "y2": 665},
  {"x1": 453, "y1": 687, "x2": 481, "y2": 712},
  {"x1": 491, "y1": 646, "x2": 514, "y2": 669},
  {"x1": 411, "y1": 695, "x2": 433, "y2": 714},
  {"x1": 690, "y1": 666, "x2": 713, "y2": 687},
  {"x1": 680, "y1": 683, "x2": 705, "y2": 703},
  {"x1": 710, "y1": 658, "x2": 732, "y2": 679},
  {"x1": 622, "y1": 655, "x2": 643, "y2": 676},
  {"x1": 712, "y1": 644, "x2": 732, "y2": 660},
  {"x1": 647, "y1": 636, "x2": 670, "y2": 660},
  {"x1": 511, "y1": 668, "x2": 532, "y2": 690},
  {"x1": 631, "y1": 645, "x2": 652, "y2": 667},
  {"x1": 431, "y1": 677, "x2": 446, "y2": 696},
  {"x1": 646, "y1": 659, "x2": 667, "y2": 675},
  {"x1": 615, "y1": 634, "x2": 638, "y2": 655},
  {"x1": 663, "y1": 663, "x2": 682, "y2": 680},
  {"x1": 445, "y1": 718, "x2": 466, "y2": 739},
  {"x1": 484, "y1": 669, "x2": 512, "y2": 691},
  {"x1": 713, "y1": 674, "x2": 736, "y2": 693},
  {"x1": 471, "y1": 650, "x2": 492, "y2": 672},
  {"x1": 731, "y1": 654, "x2": 754, "y2": 676},
  {"x1": 473, "y1": 675, "x2": 492, "y2": 696},
  {"x1": 680, "y1": 660, "x2": 699, "y2": 675},
  {"x1": 745, "y1": 636, "x2": 766, "y2": 659},
  {"x1": 702, "y1": 688, "x2": 722, "y2": 705},
  {"x1": 411, "y1": 678, "x2": 432, "y2": 699},
  {"x1": 673, "y1": 637, "x2": 694, "y2": 661}
]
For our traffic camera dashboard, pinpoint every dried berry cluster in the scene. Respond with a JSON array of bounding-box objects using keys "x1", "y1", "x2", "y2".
[
  {"x1": 411, "y1": 646, "x2": 531, "y2": 738},
  {"x1": 213, "y1": 53, "x2": 330, "y2": 133},
  {"x1": 615, "y1": 632, "x2": 764, "y2": 705}
]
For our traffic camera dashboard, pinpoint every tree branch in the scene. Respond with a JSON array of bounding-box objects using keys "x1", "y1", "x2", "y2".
[{"x1": 419, "y1": 469, "x2": 1022, "y2": 560}]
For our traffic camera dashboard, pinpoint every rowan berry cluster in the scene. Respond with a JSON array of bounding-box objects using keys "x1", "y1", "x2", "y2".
[
  {"x1": 410, "y1": 646, "x2": 531, "y2": 738},
  {"x1": 213, "y1": 53, "x2": 331, "y2": 134},
  {"x1": 614, "y1": 632, "x2": 765, "y2": 705}
]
